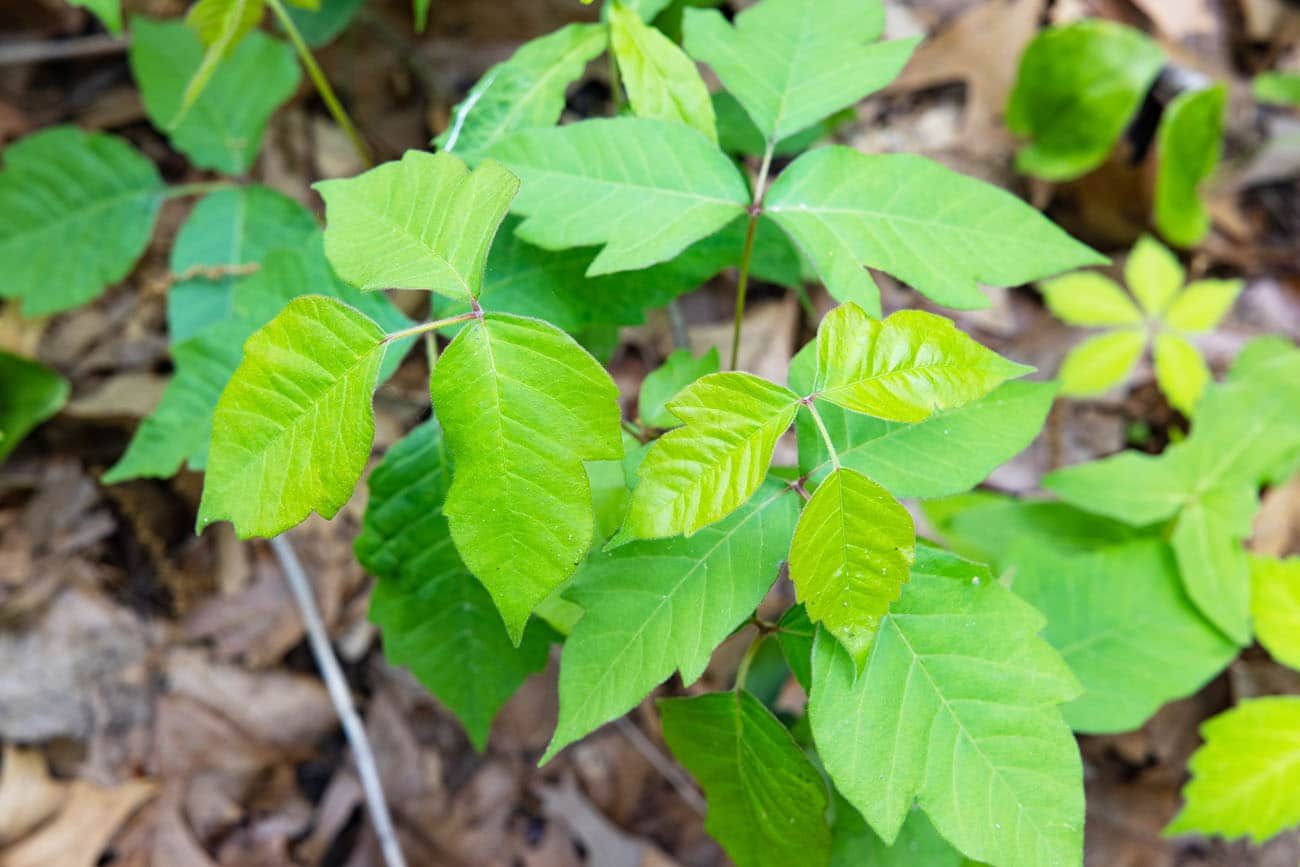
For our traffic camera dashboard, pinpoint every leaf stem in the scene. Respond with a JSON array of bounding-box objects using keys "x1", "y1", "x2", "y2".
[
  {"x1": 266, "y1": 0, "x2": 373, "y2": 169},
  {"x1": 163, "y1": 179, "x2": 237, "y2": 200},
  {"x1": 728, "y1": 142, "x2": 776, "y2": 371},
  {"x1": 383, "y1": 311, "x2": 478, "y2": 344},
  {"x1": 734, "y1": 631, "x2": 765, "y2": 691},
  {"x1": 804, "y1": 398, "x2": 840, "y2": 471}
]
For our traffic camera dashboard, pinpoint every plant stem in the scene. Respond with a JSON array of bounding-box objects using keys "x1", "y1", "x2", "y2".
[
  {"x1": 163, "y1": 179, "x2": 237, "y2": 200},
  {"x1": 270, "y1": 535, "x2": 407, "y2": 867},
  {"x1": 266, "y1": 0, "x2": 373, "y2": 169},
  {"x1": 728, "y1": 143, "x2": 776, "y2": 371},
  {"x1": 734, "y1": 631, "x2": 765, "y2": 691},
  {"x1": 805, "y1": 398, "x2": 840, "y2": 471},
  {"x1": 383, "y1": 311, "x2": 478, "y2": 344}
]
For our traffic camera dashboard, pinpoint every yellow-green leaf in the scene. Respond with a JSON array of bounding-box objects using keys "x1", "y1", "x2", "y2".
[
  {"x1": 813, "y1": 304, "x2": 1033, "y2": 423},
  {"x1": 789, "y1": 467, "x2": 915, "y2": 668},
  {"x1": 182, "y1": 0, "x2": 265, "y2": 110},
  {"x1": 1154, "y1": 332, "x2": 1209, "y2": 416},
  {"x1": 1038, "y1": 272, "x2": 1142, "y2": 326},
  {"x1": 617, "y1": 372, "x2": 800, "y2": 542},
  {"x1": 1057, "y1": 330, "x2": 1145, "y2": 396},
  {"x1": 1251, "y1": 556, "x2": 1300, "y2": 672},
  {"x1": 609, "y1": 1, "x2": 716, "y2": 142},
  {"x1": 1164, "y1": 278, "x2": 1243, "y2": 333},
  {"x1": 1125, "y1": 235, "x2": 1184, "y2": 317}
]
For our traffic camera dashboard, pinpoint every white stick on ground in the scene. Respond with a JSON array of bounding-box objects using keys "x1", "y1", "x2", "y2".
[{"x1": 270, "y1": 534, "x2": 408, "y2": 867}]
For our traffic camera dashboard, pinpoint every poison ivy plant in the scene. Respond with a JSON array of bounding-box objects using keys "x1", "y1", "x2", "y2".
[
  {"x1": 831, "y1": 800, "x2": 977, "y2": 867},
  {"x1": 1166, "y1": 697, "x2": 1300, "y2": 844},
  {"x1": 1040, "y1": 235, "x2": 1243, "y2": 416},
  {"x1": 0, "y1": 127, "x2": 163, "y2": 316},
  {"x1": 638, "y1": 347, "x2": 721, "y2": 428},
  {"x1": 609, "y1": 0, "x2": 717, "y2": 141},
  {"x1": 1007, "y1": 20, "x2": 1164, "y2": 181},
  {"x1": 0, "y1": 352, "x2": 69, "y2": 464}
]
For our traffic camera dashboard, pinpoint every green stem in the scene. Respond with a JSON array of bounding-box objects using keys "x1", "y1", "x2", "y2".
[
  {"x1": 267, "y1": 0, "x2": 373, "y2": 168},
  {"x1": 805, "y1": 398, "x2": 840, "y2": 471},
  {"x1": 608, "y1": 50, "x2": 625, "y2": 112},
  {"x1": 734, "y1": 632, "x2": 765, "y2": 692},
  {"x1": 163, "y1": 179, "x2": 237, "y2": 199},
  {"x1": 729, "y1": 143, "x2": 776, "y2": 371},
  {"x1": 384, "y1": 311, "x2": 478, "y2": 344}
]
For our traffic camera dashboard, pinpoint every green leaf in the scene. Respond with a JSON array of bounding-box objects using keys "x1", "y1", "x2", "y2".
[
  {"x1": 197, "y1": 295, "x2": 386, "y2": 538},
  {"x1": 182, "y1": 0, "x2": 266, "y2": 111},
  {"x1": 1006, "y1": 20, "x2": 1164, "y2": 181},
  {"x1": 790, "y1": 344, "x2": 1055, "y2": 498},
  {"x1": 1164, "y1": 278, "x2": 1243, "y2": 333},
  {"x1": 0, "y1": 127, "x2": 163, "y2": 316},
  {"x1": 316, "y1": 152, "x2": 519, "y2": 300},
  {"x1": 1155, "y1": 85, "x2": 1226, "y2": 249},
  {"x1": 713, "y1": 91, "x2": 828, "y2": 157},
  {"x1": 609, "y1": 1, "x2": 716, "y2": 142},
  {"x1": 489, "y1": 117, "x2": 750, "y2": 274},
  {"x1": 811, "y1": 546, "x2": 1083, "y2": 867},
  {"x1": 1126, "y1": 234, "x2": 1184, "y2": 316},
  {"x1": 357, "y1": 419, "x2": 556, "y2": 750},
  {"x1": 168, "y1": 186, "x2": 322, "y2": 341},
  {"x1": 1057, "y1": 329, "x2": 1145, "y2": 396},
  {"x1": 1153, "y1": 332, "x2": 1209, "y2": 416},
  {"x1": 1251, "y1": 556, "x2": 1300, "y2": 672},
  {"x1": 429, "y1": 314, "x2": 622, "y2": 642},
  {"x1": 544, "y1": 481, "x2": 799, "y2": 761},
  {"x1": 765, "y1": 148, "x2": 1105, "y2": 313},
  {"x1": 129, "y1": 16, "x2": 299, "y2": 175},
  {"x1": 1253, "y1": 72, "x2": 1300, "y2": 106},
  {"x1": 813, "y1": 304, "x2": 1033, "y2": 422},
  {"x1": 1166, "y1": 697, "x2": 1300, "y2": 844},
  {"x1": 1171, "y1": 484, "x2": 1256, "y2": 644},
  {"x1": 1037, "y1": 272, "x2": 1142, "y2": 327},
  {"x1": 69, "y1": 0, "x2": 122, "y2": 33},
  {"x1": 616, "y1": 372, "x2": 800, "y2": 542},
  {"x1": 831, "y1": 799, "x2": 971, "y2": 867},
  {"x1": 0, "y1": 352, "x2": 69, "y2": 463},
  {"x1": 1008, "y1": 539, "x2": 1237, "y2": 733},
  {"x1": 659, "y1": 690, "x2": 832, "y2": 867},
  {"x1": 639, "y1": 348, "x2": 721, "y2": 428},
  {"x1": 108, "y1": 241, "x2": 412, "y2": 482},
  {"x1": 776, "y1": 604, "x2": 814, "y2": 692},
  {"x1": 435, "y1": 24, "x2": 608, "y2": 159},
  {"x1": 682, "y1": 0, "x2": 918, "y2": 144},
  {"x1": 284, "y1": 0, "x2": 365, "y2": 47},
  {"x1": 789, "y1": 467, "x2": 914, "y2": 668}
]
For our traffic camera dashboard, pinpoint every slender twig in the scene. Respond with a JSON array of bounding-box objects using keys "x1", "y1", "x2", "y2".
[
  {"x1": 803, "y1": 398, "x2": 840, "y2": 471},
  {"x1": 0, "y1": 34, "x2": 126, "y2": 66},
  {"x1": 383, "y1": 311, "x2": 478, "y2": 344},
  {"x1": 665, "y1": 299, "x2": 691, "y2": 350},
  {"x1": 613, "y1": 717, "x2": 706, "y2": 816},
  {"x1": 269, "y1": 536, "x2": 408, "y2": 867},
  {"x1": 266, "y1": 0, "x2": 373, "y2": 168},
  {"x1": 729, "y1": 142, "x2": 777, "y2": 371}
]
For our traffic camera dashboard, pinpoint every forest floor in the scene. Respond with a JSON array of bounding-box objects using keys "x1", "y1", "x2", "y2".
[{"x1": 1, "y1": 0, "x2": 1299, "y2": 865}]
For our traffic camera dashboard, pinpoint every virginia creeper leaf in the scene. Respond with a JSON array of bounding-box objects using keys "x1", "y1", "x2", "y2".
[
  {"x1": 489, "y1": 117, "x2": 750, "y2": 275},
  {"x1": 609, "y1": 1, "x2": 717, "y2": 142},
  {"x1": 1154, "y1": 85, "x2": 1226, "y2": 249},
  {"x1": 682, "y1": 0, "x2": 918, "y2": 144},
  {"x1": 544, "y1": 481, "x2": 799, "y2": 761},
  {"x1": 813, "y1": 304, "x2": 1033, "y2": 422},
  {"x1": 1126, "y1": 234, "x2": 1184, "y2": 316},
  {"x1": 0, "y1": 352, "x2": 69, "y2": 463},
  {"x1": 1164, "y1": 278, "x2": 1243, "y2": 333},
  {"x1": 434, "y1": 23, "x2": 608, "y2": 159},
  {"x1": 129, "y1": 16, "x2": 299, "y2": 174},
  {"x1": 790, "y1": 344, "x2": 1054, "y2": 497},
  {"x1": 182, "y1": 0, "x2": 266, "y2": 111},
  {"x1": 1037, "y1": 272, "x2": 1142, "y2": 327},
  {"x1": 1251, "y1": 556, "x2": 1300, "y2": 672},
  {"x1": 811, "y1": 546, "x2": 1083, "y2": 867},
  {"x1": 168, "y1": 185, "x2": 321, "y2": 341},
  {"x1": 765, "y1": 148, "x2": 1105, "y2": 313},
  {"x1": 616, "y1": 372, "x2": 800, "y2": 542},
  {"x1": 0, "y1": 127, "x2": 163, "y2": 316},
  {"x1": 1006, "y1": 20, "x2": 1165, "y2": 181},
  {"x1": 659, "y1": 690, "x2": 832, "y2": 867},
  {"x1": 316, "y1": 152, "x2": 519, "y2": 299},
  {"x1": 1153, "y1": 332, "x2": 1209, "y2": 416},
  {"x1": 429, "y1": 314, "x2": 623, "y2": 643},
  {"x1": 638, "y1": 347, "x2": 721, "y2": 429},
  {"x1": 1166, "y1": 697, "x2": 1300, "y2": 844},
  {"x1": 789, "y1": 467, "x2": 915, "y2": 668},
  {"x1": 1009, "y1": 539, "x2": 1237, "y2": 733},
  {"x1": 197, "y1": 295, "x2": 386, "y2": 538},
  {"x1": 1057, "y1": 330, "x2": 1145, "y2": 396},
  {"x1": 357, "y1": 419, "x2": 557, "y2": 750}
]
